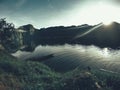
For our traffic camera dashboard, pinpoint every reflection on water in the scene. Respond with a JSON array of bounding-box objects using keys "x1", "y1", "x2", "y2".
[{"x1": 12, "y1": 44, "x2": 120, "y2": 72}]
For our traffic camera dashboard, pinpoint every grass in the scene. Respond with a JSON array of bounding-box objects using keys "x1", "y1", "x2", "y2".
[
  {"x1": 0, "y1": 49, "x2": 61, "y2": 90},
  {"x1": 0, "y1": 49, "x2": 120, "y2": 90}
]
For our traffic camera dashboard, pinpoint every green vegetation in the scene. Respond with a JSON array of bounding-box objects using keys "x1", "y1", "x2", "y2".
[
  {"x1": 0, "y1": 49, "x2": 61, "y2": 90},
  {"x1": 62, "y1": 68, "x2": 120, "y2": 90},
  {"x1": 0, "y1": 49, "x2": 120, "y2": 90},
  {"x1": 0, "y1": 18, "x2": 19, "y2": 52}
]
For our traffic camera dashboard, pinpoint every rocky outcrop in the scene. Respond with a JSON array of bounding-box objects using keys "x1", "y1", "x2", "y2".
[{"x1": 17, "y1": 24, "x2": 36, "y2": 51}]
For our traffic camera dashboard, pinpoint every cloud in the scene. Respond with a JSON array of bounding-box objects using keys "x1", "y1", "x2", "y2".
[
  {"x1": 15, "y1": 0, "x2": 27, "y2": 8},
  {"x1": 114, "y1": 0, "x2": 120, "y2": 3},
  {"x1": 111, "y1": 0, "x2": 120, "y2": 5}
]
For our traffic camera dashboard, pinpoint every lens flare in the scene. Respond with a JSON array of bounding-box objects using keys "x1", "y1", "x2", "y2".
[
  {"x1": 103, "y1": 21, "x2": 112, "y2": 25},
  {"x1": 102, "y1": 48, "x2": 109, "y2": 57}
]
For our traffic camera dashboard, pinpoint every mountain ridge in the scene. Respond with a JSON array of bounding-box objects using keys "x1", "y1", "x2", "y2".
[
  {"x1": 74, "y1": 22, "x2": 120, "y2": 49},
  {"x1": 17, "y1": 22, "x2": 120, "y2": 50}
]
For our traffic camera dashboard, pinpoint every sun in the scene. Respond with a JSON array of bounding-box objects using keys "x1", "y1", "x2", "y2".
[
  {"x1": 102, "y1": 48, "x2": 110, "y2": 57},
  {"x1": 103, "y1": 21, "x2": 113, "y2": 25},
  {"x1": 72, "y1": 2, "x2": 120, "y2": 26}
]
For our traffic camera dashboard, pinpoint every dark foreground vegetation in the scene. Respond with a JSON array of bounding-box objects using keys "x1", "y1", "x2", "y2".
[{"x1": 0, "y1": 49, "x2": 120, "y2": 90}]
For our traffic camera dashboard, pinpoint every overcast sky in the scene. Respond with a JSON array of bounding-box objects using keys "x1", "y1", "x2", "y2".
[{"x1": 0, "y1": 0, "x2": 120, "y2": 28}]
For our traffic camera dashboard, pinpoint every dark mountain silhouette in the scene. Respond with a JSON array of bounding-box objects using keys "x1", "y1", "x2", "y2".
[
  {"x1": 18, "y1": 22, "x2": 120, "y2": 50},
  {"x1": 34, "y1": 24, "x2": 92, "y2": 45},
  {"x1": 74, "y1": 22, "x2": 120, "y2": 49}
]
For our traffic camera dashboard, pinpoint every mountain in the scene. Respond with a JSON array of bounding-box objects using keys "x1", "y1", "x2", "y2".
[
  {"x1": 17, "y1": 24, "x2": 92, "y2": 51},
  {"x1": 34, "y1": 25, "x2": 92, "y2": 45},
  {"x1": 74, "y1": 22, "x2": 120, "y2": 49},
  {"x1": 18, "y1": 22, "x2": 120, "y2": 50}
]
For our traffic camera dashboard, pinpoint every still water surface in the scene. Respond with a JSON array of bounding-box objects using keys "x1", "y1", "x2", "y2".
[{"x1": 13, "y1": 44, "x2": 120, "y2": 73}]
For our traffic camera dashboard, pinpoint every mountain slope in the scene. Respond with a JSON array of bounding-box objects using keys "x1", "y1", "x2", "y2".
[
  {"x1": 18, "y1": 22, "x2": 120, "y2": 49},
  {"x1": 34, "y1": 25, "x2": 92, "y2": 45},
  {"x1": 74, "y1": 22, "x2": 120, "y2": 49}
]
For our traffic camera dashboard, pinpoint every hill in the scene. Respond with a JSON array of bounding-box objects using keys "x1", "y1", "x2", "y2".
[
  {"x1": 18, "y1": 22, "x2": 120, "y2": 50},
  {"x1": 74, "y1": 22, "x2": 120, "y2": 49}
]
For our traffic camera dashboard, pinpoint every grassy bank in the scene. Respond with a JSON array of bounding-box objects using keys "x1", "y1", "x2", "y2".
[{"x1": 0, "y1": 49, "x2": 120, "y2": 90}]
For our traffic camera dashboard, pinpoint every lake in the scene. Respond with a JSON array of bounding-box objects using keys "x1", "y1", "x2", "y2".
[{"x1": 13, "y1": 44, "x2": 120, "y2": 73}]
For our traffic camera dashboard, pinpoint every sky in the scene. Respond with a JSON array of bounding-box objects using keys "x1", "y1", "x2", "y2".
[{"x1": 0, "y1": 0, "x2": 120, "y2": 28}]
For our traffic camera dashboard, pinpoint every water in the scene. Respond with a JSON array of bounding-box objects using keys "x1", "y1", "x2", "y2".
[{"x1": 13, "y1": 44, "x2": 120, "y2": 73}]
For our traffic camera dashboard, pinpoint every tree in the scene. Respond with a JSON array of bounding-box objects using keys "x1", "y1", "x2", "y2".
[{"x1": 0, "y1": 18, "x2": 18, "y2": 52}]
